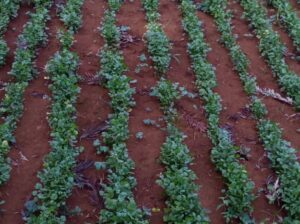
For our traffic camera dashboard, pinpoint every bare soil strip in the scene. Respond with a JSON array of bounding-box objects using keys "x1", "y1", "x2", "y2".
[
  {"x1": 66, "y1": 0, "x2": 109, "y2": 223},
  {"x1": 115, "y1": 1, "x2": 167, "y2": 223},
  {"x1": 290, "y1": 0, "x2": 300, "y2": 12}
]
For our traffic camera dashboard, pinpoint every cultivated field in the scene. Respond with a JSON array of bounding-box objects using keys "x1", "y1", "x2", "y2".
[{"x1": 0, "y1": 0, "x2": 300, "y2": 223}]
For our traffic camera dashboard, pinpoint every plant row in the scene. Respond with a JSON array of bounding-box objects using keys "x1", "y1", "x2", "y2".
[
  {"x1": 0, "y1": 0, "x2": 52, "y2": 187},
  {"x1": 238, "y1": 0, "x2": 300, "y2": 110},
  {"x1": 151, "y1": 79, "x2": 210, "y2": 223},
  {"x1": 142, "y1": 1, "x2": 209, "y2": 223},
  {"x1": 180, "y1": 0, "x2": 256, "y2": 223},
  {"x1": 97, "y1": 1, "x2": 149, "y2": 223},
  {"x1": 0, "y1": 0, "x2": 20, "y2": 66},
  {"x1": 24, "y1": 0, "x2": 84, "y2": 223},
  {"x1": 202, "y1": 0, "x2": 300, "y2": 222},
  {"x1": 141, "y1": 0, "x2": 171, "y2": 75},
  {"x1": 267, "y1": 0, "x2": 300, "y2": 52}
]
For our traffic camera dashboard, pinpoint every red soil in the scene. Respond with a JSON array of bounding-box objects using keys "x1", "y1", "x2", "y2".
[
  {"x1": 290, "y1": 0, "x2": 300, "y2": 12},
  {"x1": 0, "y1": 0, "x2": 299, "y2": 224},
  {"x1": 67, "y1": 0, "x2": 109, "y2": 223},
  {"x1": 0, "y1": 5, "x2": 61, "y2": 223}
]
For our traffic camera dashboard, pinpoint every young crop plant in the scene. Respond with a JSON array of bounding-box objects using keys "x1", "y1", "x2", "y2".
[
  {"x1": 267, "y1": 0, "x2": 300, "y2": 52},
  {"x1": 142, "y1": 0, "x2": 171, "y2": 75},
  {"x1": 97, "y1": 1, "x2": 149, "y2": 223},
  {"x1": 24, "y1": 1, "x2": 84, "y2": 223},
  {"x1": 100, "y1": 10, "x2": 120, "y2": 48},
  {"x1": 179, "y1": 0, "x2": 255, "y2": 222},
  {"x1": 0, "y1": 0, "x2": 53, "y2": 187},
  {"x1": 238, "y1": 0, "x2": 300, "y2": 110},
  {"x1": 202, "y1": 0, "x2": 300, "y2": 221},
  {"x1": 58, "y1": 0, "x2": 85, "y2": 33},
  {"x1": 151, "y1": 78, "x2": 210, "y2": 223},
  {"x1": 141, "y1": 0, "x2": 159, "y2": 22}
]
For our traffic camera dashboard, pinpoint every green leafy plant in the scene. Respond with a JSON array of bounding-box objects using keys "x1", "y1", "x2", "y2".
[
  {"x1": 141, "y1": 0, "x2": 171, "y2": 75},
  {"x1": 145, "y1": 22, "x2": 171, "y2": 75},
  {"x1": 58, "y1": 0, "x2": 84, "y2": 33},
  {"x1": 250, "y1": 97, "x2": 267, "y2": 119}
]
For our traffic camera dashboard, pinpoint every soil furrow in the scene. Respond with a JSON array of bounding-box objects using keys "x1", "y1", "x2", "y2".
[
  {"x1": 0, "y1": 5, "x2": 60, "y2": 223},
  {"x1": 194, "y1": 2, "x2": 284, "y2": 222},
  {"x1": 65, "y1": 0, "x2": 109, "y2": 223},
  {"x1": 228, "y1": 0, "x2": 300, "y2": 153},
  {"x1": 159, "y1": 0, "x2": 225, "y2": 223}
]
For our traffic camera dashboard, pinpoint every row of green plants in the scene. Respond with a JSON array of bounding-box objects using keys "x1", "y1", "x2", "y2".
[
  {"x1": 202, "y1": 0, "x2": 300, "y2": 222},
  {"x1": 267, "y1": 0, "x2": 300, "y2": 52},
  {"x1": 0, "y1": 0, "x2": 20, "y2": 66},
  {"x1": 141, "y1": 0, "x2": 171, "y2": 75},
  {"x1": 142, "y1": 1, "x2": 209, "y2": 223},
  {"x1": 58, "y1": 0, "x2": 84, "y2": 32},
  {"x1": 179, "y1": 0, "x2": 256, "y2": 223},
  {"x1": 151, "y1": 79, "x2": 210, "y2": 223},
  {"x1": 97, "y1": 1, "x2": 149, "y2": 223},
  {"x1": 238, "y1": 0, "x2": 300, "y2": 110},
  {"x1": 24, "y1": 0, "x2": 84, "y2": 223},
  {"x1": 0, "y1": 0, "x2": 52, "y2": 187}
]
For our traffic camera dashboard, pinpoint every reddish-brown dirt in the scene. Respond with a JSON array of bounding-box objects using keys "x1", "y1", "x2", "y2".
[
  {"x1": 228, "y1": 0, "x2": 300, "y2": 154},
  {"x1": 0, "y1": 0, "x2": 300, "y2": 224},
  {"x1": 66, "y1": 0, "x2": 109, "y2": 223},
  {"x1": 0, "y1": 5, "x2": 61, "y2": 224},
  {"x1": 290, "y1": 0, "x2": 300, "y2": 12},
  {"x1": 0, "y1": 3, "x2": 32, "y2": 95}
]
